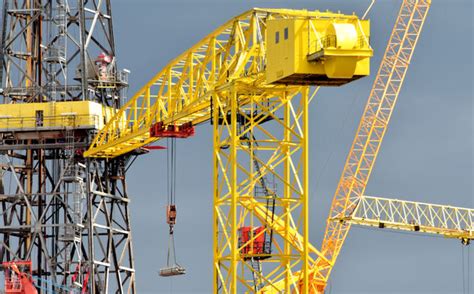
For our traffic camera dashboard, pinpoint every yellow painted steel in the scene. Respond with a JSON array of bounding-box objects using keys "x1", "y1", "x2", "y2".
[
  {"x1": 81, "y1": 9, "x2": 372, "y2": 289},
  {"x1": 211, "y1": 84, "x2": 317, "y2": 293},
  {"x1": 83, "y1": 8, "x2": 371, "y2": 291},
  {"x1": 0, "y1": 101, "x2": 114, "y2": 131},
  {"x1": 266, "y1": 18, "x2": 371, "y2": 84},
  {"x1": 84, "y1": 8, "x2": 372, "y2": 159}
]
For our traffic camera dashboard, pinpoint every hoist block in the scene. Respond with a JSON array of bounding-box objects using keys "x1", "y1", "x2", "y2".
[
  {"x1": 166, "y1": 205, "x2": 177, "y2": 225},
  {"x1": 150, "y1": 122, "x2": 195, "y2": 138}
]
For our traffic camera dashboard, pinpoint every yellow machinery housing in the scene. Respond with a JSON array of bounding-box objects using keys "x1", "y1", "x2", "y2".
[
  {"x1": 266, "y1": 15, "x2": 372, "y2": 85},
  {"x1": 0, "y1": 101, "x2": 114, "y2": 132}
]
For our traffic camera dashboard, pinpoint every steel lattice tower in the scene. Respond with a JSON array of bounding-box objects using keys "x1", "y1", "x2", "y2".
[{"x1": 0, "y1": 1, "x2": 135, "y2": 293}]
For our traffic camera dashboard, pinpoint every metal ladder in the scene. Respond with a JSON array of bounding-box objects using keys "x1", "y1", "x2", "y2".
[
  {"x1": 64, "y1": 121, "x2": 75, "y2": 159},
  {"x1": 250, "y1": 258, "x2": 264, "y2": 291},
  {"x1": 240, "y1": 131, "x2": 276, "y2": 253},
  {"x1": 237, "y1": 112, "x2": 277, "y2": 291},
  {"x1": 59, "y1": 117, "x2": 86, "y2": 291},
  {"x1": 59, "y1": 162, "x2": 86, "y2": 292}
]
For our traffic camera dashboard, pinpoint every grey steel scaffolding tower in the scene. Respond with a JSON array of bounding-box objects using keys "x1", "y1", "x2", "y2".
[{"x1": 0, "y1": 1, "x2": 135, "y2": 293}]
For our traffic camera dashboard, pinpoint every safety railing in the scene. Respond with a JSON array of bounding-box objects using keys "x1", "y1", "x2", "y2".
[{"x1": 313, "y1": 35, "x2": 370, "y2": 53}]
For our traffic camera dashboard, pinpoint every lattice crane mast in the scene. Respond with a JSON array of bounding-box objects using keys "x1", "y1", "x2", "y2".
[
  {"x1": 85, "y1": 8, "x2": 373, "y2": 293},
  {"x1": 260, "y1": 197, "x2": 472, "y2": 293}
]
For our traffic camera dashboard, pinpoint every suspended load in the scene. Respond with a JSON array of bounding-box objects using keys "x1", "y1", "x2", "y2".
[
  {"x1": 159, "y1": 138, "x2": 186, "y2": 277},
  {"x1": 159, "y1": 205, "x2": 186, "y2": 277},
  {"x1": 159, "y1": 265, "x2": 186, "y2": 277}
]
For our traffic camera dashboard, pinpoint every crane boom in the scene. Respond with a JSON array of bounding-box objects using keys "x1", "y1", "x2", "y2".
[
  {"x1": 338, "y1": 196, "x2": 474, "y2": 242},
  {"x1": 260, "y1": 196, "x2": 473, "y2": 294},
  {"x1": 313, "y1": 0, "x2": 431, "y2": 292},
  {"x1": 84, "y1": 8, "x2": 372, "y2": 158}
]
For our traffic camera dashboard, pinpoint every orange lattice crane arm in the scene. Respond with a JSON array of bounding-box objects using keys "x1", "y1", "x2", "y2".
[
  {"x1": 259, "y1": 1, "x2": 432, "y2": 292},
  {"x1": 312, "y1": 0, "x2": 431, "y2": 292}
]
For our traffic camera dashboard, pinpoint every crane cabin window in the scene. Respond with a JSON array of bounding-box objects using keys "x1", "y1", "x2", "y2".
[
  {"x1": 275, "y1": 31, "x2": 280, "y2": 44},
  {"x1": 284, "y1": 27, "x2": 288, "y2": 40}
]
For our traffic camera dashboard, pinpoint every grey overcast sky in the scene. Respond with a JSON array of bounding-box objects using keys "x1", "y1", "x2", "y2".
[{"x1": 111, "y1": 1, "x2": 473, "y2": 293}]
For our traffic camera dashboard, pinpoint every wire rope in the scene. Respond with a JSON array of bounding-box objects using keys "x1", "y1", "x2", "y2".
[
  {"x1": 468, "y1": 245, "x2": 471, "y2": 294},
  {"x1": 462, "y1": 245, "x2": 466, "y2": 294},
  {"x1": 165, "y1": 137, "x2": 181, "y2": 269},
  {"x1": 362, "y1": 0, "x2": 376, "y2": 20}
]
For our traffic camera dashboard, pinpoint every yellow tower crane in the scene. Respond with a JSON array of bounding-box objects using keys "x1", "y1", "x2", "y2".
[
  {"x1": 85, "y1": 9, "x2": 373, "y2": 292},
  {"x1": 84, "y1": 3, "x2": 472, "y2": 293}
]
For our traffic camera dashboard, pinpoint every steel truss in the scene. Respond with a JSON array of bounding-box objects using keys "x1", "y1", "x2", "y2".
[
  {"x1": 0, "y1": 0, "x2": 135, "y2": 293},
  {"x1": 313, "y1": 1, "x2": 431, "y2": 292},
  {"x1": 340, "y1": 196, "x2": 474, "y2": 242},
  {"x1": 83, "y1": 7, "x2": 368, "y2": 293},
  {"x1": 84, "y1": 8, "x2": 367, "y2": 158},
  {"x1": 212, "y1": 83, "x2": 312, "y2": 293},
  {"x1": 259, "y1": 1, "x2": 433, "y2": 292}
]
